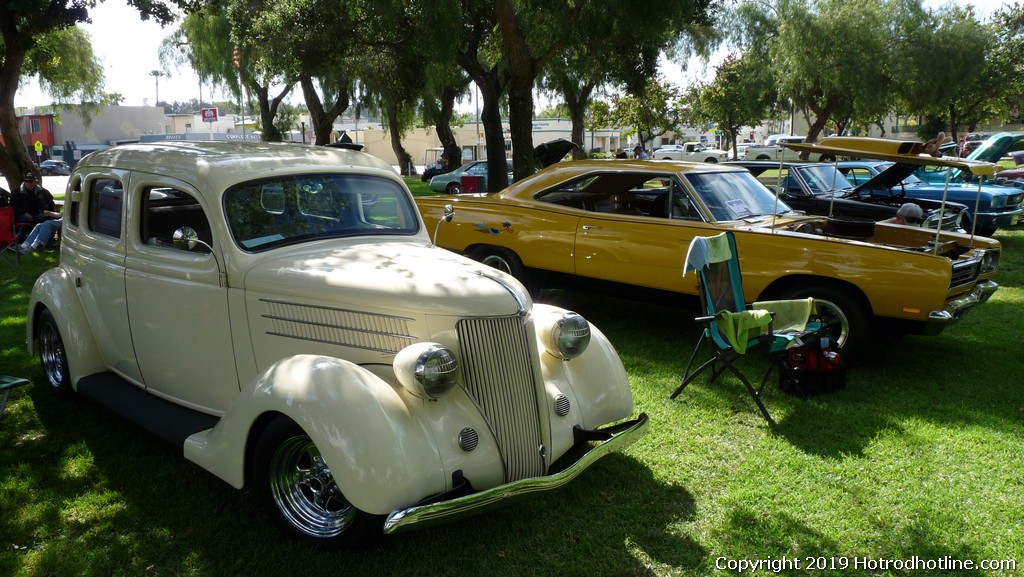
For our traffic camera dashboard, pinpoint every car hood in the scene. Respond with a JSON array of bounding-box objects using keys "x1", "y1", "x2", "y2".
[
  {"x1": 242, "y1": 242, "x2": 529, "y2": 317},
  {"x1": 966, "y1": 132, "x2": 1024, "y2": 163},
  {"x1": 534, "y1": 138, "x2": 580, "y2": 167},
  {"x1": 852, "y1": 162, "x2": 919, "y2": 193}
]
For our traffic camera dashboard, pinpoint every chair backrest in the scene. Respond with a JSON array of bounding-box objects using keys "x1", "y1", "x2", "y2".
[
  {"x1": 685, "y1": 232, "x2": 748, "y2": 349},
  {"x1": 0, "y1": 206, "x2": 17, "y2": 244}
]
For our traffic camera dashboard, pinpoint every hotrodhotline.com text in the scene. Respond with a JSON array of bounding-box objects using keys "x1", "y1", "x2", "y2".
[{"x1": 715, "y1": 555, "x2": 1018, "y2": 573}]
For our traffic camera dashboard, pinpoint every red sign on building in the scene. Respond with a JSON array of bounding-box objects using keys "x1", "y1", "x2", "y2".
[{"x1": 201, "y1": 108, "x2": 219, "y2": 123}]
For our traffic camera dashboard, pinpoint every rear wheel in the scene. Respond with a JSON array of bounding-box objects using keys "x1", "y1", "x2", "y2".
[
  {"x1": 38, "y1": 309, "x2": 71, "y2": 396},
  {"x1": 468, "y1": 246, "x2": 537, "y2": 296},
  {"x1": 704, "y1": 157, "x2": 718, "y2": 163},
  {"x1": 253, "y1": 417, "x2": 383, "y2": 549},
  {"x1": 756, "y1": 154, "x2": 771, "y2": 160},
  {"x1": 775, "y1": 284, "x2": 869, "y2": 359},
  {"x1": 445, "y1": 182, "x2": 462, "y2": 195}
]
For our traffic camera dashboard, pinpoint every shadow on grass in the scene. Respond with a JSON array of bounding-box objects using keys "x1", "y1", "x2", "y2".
[
  {"x1": 543, "y1": 280, "x2": 1024, "y2": 460},
  {"x1": 16, "y1": 377, "x2": 701, "y2": 577}
]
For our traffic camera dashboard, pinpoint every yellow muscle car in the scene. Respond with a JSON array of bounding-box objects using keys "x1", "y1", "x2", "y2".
[{"x1": 416, "y1": 140, "x2": 1001, "y2": 356}]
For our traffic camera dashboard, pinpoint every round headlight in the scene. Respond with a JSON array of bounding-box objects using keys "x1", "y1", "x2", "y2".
[
  {"x1": 546, "y1": 312, "x2": 591, "y2": 359},
  {"x1": 394, "y1": 343, "x2": 459, "y2": 399}
]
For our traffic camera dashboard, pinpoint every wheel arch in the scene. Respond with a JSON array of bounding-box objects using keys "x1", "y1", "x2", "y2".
[
  {"x1": 27, "y1": 268, "x2": 107, "y2": 386},
  {"x1": 759, "y1": 274, "x2": 873, "y2": 317},
  {"x1": 185, "y1": 354, "x2": 447, "y2": 516}
]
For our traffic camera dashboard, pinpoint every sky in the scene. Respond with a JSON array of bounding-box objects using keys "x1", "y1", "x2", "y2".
[{"x1": 13, "y1": 0, "x2": 1017, "y2": 112}]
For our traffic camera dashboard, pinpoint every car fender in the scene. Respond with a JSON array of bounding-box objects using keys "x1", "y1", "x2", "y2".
[
  {"x1": 532, "y1": 304, "x2": 634, "y2": 459},
  {"x1": 27, "y1": 267, "x2": 107, "y2": 384},
  {"x1": 183, "y1": 354, "x2": 446, "y2": 516}
]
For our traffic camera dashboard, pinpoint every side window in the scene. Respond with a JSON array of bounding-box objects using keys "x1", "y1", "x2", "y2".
[
  {"x1": 843, "y1": 168, "x2": 870, "y2": 186},
  {"x1": 67, "y1": 179, "x2": 81, "y2": 228},
  {"x1": 140, "y1": 187, "x2": 212, "y2": 252},
  {"x1": 88, "y1": 179, "x2": 123, "y2": 238},
  {"x1": 667, "y1": 181, "x2": 702, "y2": 221}
]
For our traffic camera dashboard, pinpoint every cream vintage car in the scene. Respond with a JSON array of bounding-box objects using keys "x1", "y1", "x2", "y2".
[
  {"x1": 25, "y1": 141, "x2": 647, "y2": 548},
  {"x1": 417, "y1": 138, "x2": 1002, "y2": 357}
]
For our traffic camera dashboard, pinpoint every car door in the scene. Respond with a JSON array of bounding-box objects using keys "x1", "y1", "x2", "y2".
[
  {"x1": 573, "y1": 177, "x2": 710, "y2": 294},
  {"x1": 64, "y1": 173, "x2": 142, "y2": 382},
  {"x1": 124, "y1": 179, "x2": 237, "y2": 414}
]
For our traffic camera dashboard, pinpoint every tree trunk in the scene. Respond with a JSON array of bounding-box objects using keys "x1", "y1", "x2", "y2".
[
  {"x1": 300, "y1": 75, "x2": 349, "y2": 146},
  {"x1": 566, "y1": 84, "x2": 595, "y2": 160},
  {"x1": 0, "y1": 47, "x2": 35, "y2": 189},
  {"x1": 495, "y1": 0, "x2": 536, "y2": 183},
  {"x1": 387, "y1": 105, "x2": 413, "y2": 176},
  {"x1": 436, "y1": 85, "x2": 461, "y2": 168}
]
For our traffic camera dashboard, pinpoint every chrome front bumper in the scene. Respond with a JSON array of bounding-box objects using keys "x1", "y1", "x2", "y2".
[
  {"x1": 382, "y1": 413, "x2": 649, "y2": 534},
  {"x1": 923, "y1": 281, "x2": 998, "y2": 335}
]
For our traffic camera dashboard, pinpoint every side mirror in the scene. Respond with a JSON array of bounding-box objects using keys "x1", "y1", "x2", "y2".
[
  {"x1": 433, "y1": 204, "x2": 455, "y2": 246},
  {"x1": 172, "y1": 226, "x2": 202, "y2": 251}
]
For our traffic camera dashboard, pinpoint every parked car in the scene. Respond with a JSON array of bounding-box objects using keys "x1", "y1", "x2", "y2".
[
  {"x1": 835, "y1": 160, "x2": 1021, "y2": 236},
  {"x1": 915, "y1": 132, "x2": 1024, "y2": 185},
  {"x1": 725, "y1": 160, "x2": 967, "y2": 232},
  {"x1": 427, "y1": 139, "x2": 579, "y2": 195},
  {"x1": 428, "y1": 159, "x2": 512, "y2": 194},
  {"x1": 39, "y1": 159, "x2": 71, "y2": 176},
  {"x1": 26, "y1": 141, "x2": 647, "y2": 548},
  {"x1": 787, "y1": 136, "x2": 1021, "y2": 237},
  {"x1": 994, "y1": 150, "x2": 1024, "y2": 188},
  {"x1": 416, "y1": 144, "x2": 1001, "y2": 358},
  {"x1": 742, "y1": 135, "x2": 836, "y2": 162},
  {"x1": 652, "y1": 142, "x2": 729, "y2": 163},
  {"x1": 959, "y1": 132, "x2": 991, "y2": 156}
]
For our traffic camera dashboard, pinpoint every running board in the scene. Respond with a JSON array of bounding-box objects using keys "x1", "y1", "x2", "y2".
[{"x1": 76, "y1": 372, "x2": 219, "y2": 446}]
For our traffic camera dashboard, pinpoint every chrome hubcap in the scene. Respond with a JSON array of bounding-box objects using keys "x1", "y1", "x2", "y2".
[
  {"x1": 481, "y1": 254, "x2": 513, "y2": 274},
  {"x1": 815, "y1": 300, "x2": 850, "y2": 348},
  {"x1": 40, "y1": 325, "x2": 65, "y2": 390},
  {"x1": 270, "y1": 435, "x2": 355, "y2": 538}
]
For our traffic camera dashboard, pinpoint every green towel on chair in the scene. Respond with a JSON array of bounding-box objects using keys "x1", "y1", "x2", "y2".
[
  {"x1": 753, "y1": 298, "x2": 815, "y2": 333},
  {"x1": 714, "y1": 309, "x2": 772, "y2": 354}
]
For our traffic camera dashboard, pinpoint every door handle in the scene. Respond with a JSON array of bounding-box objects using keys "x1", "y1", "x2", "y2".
[{"x1": 582, "y1": 225, "x2": 601, "y2": 231}]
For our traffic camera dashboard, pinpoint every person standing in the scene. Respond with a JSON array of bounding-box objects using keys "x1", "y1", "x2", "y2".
[{"x1": 634, "y1": 145, "x2": 649, "y2": 160}]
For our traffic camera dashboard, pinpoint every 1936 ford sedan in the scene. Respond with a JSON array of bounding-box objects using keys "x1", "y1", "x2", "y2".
[{"x1": 26, "y1": 141, "x2": 647, "y2": 548}]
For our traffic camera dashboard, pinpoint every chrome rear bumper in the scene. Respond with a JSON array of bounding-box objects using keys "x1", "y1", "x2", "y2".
[{"x1": 382, "y1": 413, "x2": 649, "y2": 534}]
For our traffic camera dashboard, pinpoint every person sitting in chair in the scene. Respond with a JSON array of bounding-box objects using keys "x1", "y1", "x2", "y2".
[
  {"x1": 882, "y1": 203, "x2": 923, "y2": 225},
  {"x1": 18, "y1": 212, "x2": 62, "y2": 254}
]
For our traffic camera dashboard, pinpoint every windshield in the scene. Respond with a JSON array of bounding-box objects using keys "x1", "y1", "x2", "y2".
[
  {"x1": 684, "y1": 171, "x2": 793, "y2": 221},
  {"x1": 795, "y1": 165, "x2": 856, "y2": 195},
  {"x1": 224, "y1": 173, "x2": 419, "y2": 251}
]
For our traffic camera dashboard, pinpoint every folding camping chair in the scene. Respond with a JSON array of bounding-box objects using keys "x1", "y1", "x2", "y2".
[
  {"x1": 670, "y1": 231, "x2": 818, "y2": 425},
  {"x1": 1, "y1": 206, "x2": 29, "y2": 267}
]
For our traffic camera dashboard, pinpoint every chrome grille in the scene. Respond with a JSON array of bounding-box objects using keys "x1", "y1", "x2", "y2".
[
  {"x1": 261, "y1": 299, "x2": 414, "y2": 353},
  {"x1": 950, "y1": 258, "x2": 981, "y2": 289},
  {"x1": 457, "y1": 315, "x2": 545, "y2": 482}
]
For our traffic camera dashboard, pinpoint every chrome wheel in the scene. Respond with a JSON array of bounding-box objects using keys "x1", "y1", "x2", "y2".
[
  {"x1": 39, "y1": 310, "x2": 70, "y2": 395},
  {"x1": 481, "y1": 253, "x2": 514, "y2": 275},
  {"x1": 269, "y1": 434, "x2": 356, "y2": 538}
]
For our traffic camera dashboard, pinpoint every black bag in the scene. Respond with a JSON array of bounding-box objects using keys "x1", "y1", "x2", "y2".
[{"x1": 779, "y1": 338, "x2": 846, "y2": 397}]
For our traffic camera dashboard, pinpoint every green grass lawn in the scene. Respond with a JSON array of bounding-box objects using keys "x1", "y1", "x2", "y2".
[{"x1": 2, "y1": 228, "x2": 1023, "y2": 576}]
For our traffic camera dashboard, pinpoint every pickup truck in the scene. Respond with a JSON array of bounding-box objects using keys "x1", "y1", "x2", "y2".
[
  {"x1": 743, "y1": 135, "x2": 836, "y2": 163},
  {"x1": 652, "y1": 142, "x2": 729, "y2": 163}
]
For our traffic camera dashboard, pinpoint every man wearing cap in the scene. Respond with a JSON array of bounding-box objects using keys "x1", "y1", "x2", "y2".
[
  {"x1": 882, "y1": 202, "x2": 924, "y2": 225},
  {"x1": 634, "y1": 145, "x2": 649, "y2": 160},
  {"x1": 13, "y1": 173, "x2": 57, "y2": 224}
]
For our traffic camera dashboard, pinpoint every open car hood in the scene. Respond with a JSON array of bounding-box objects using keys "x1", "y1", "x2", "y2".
[
  {"x1": 850, "y1": 162, "x2": 918, "y2": 194},
  {"x1": 785, "y1": 136, "x2": 997, "y2": 178},
  {"x1": 966, "y1": 132, "x2": 1024, "y2": 163},
  {"x1": 534, "y1": 138, "x2": 580, "y2": 168}
]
